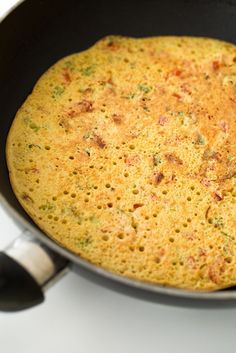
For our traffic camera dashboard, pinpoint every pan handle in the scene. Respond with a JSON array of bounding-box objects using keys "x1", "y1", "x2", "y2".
[{"x1": 0, "y1": 230, "x2": 69, "y2": 312}]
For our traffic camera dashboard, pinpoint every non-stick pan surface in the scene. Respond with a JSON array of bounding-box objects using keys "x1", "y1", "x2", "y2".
[{"x1": 1, "y1": 0, "x2": 236, "y2": 308}]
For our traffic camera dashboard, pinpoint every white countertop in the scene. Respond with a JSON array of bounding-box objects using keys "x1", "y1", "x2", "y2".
[{"x1": 1, "y1": 1, "x2": 236, "y2": 352}]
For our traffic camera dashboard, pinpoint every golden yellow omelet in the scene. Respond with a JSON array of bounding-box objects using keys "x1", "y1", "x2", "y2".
[{"x1": 6, "y1": 36, "x2": 236, "y2": 291}]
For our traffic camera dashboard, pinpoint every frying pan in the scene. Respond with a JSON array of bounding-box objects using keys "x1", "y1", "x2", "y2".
[{"x1": 1, "y1": 0, "x2": 236, "y2": 311}]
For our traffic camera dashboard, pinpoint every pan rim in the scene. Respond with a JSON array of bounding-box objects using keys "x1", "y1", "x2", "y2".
[
  {"x1": 0, "y1": 0, "x2": 25, "y2": 24},
  {"x1": 1, "y1": 0, "x2": 236, "y2": 302}
]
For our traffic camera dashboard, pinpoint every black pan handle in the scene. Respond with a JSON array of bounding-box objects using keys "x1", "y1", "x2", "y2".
[
  {"x1": 0, "y1": 252, "x2": 44, "y2": 311},
  {"x1": 0, "y1": 231, "x2": 68, "y2": 312}
]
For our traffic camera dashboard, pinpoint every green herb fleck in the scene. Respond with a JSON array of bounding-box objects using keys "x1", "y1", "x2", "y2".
[
  {"x1": 221, "y1": 231, "x2": 234, "y2": 240},
  {"x1": 84, "y1": 149, "x2": 91, "y2": 156},
  {"x1": 213, "y1": 217, "x2": 224, "y2": 228},
  {"x1": 21, "y1": 192, "x2": 33, "y2": 203},
  {"x1": 88, "y1": 215, "x2": 100, "y2": 224},
  {"x1": 28, "y1": 144, "x2": 41, "y2": 149},
  {"x1": 122, "y1": 92, "x2": 135, "y2": 99},
  {"x1": 131, "y1": 217, "x2": 138, "y2": 231},
  {"x1": 138, "y1": 84, "x2": 152, "y2": 94},
  {"x1": 52, "y1": 86, "x2": 65, "y2": 98},
  {"x1": 83, "y1": 131, "x2": 92, "y2": 139},
  {"x1": 195, "y1": 134, "x2": 206, "y2": 145},
  {"x1": 116, "y1": 208, "x2": 128, "y2": 216},
  {"x1": 23, "y1": 116, "x2": 31, "y2": 125},
  {"x1": 23, "y1": 116, "x2": 41, "y2": 132},
  {"x1": 80, "y1": 65, "x2": 96, "y2": 76},
  {"x1": 64, "y1": 60, "x2": 75, "y2": 70},
  {"x1": 39, "y1": 203, "x2": 55, "y2": 212},
  {"x1": 76, "y1": 236, "x2": 93, "y2": 249},
  {"x1": 153, "y1": 154, "x2": 161, "y2": 166},
  {"x1": 30, "y1": 123, "x2": 40, "y2": 133}
]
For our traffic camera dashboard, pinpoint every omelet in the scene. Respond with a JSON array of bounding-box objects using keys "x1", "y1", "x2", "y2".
[{"x1": 6, "y1": 36, "x2": 236, "y2": 291}]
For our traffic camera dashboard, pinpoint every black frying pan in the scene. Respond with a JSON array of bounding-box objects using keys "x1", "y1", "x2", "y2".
[{"x1": 1, "y1": 0, "x2": 236, "y2": 311}]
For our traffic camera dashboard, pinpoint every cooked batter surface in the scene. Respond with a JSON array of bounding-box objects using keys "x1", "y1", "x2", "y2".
[{"x1": 7, "y1": 36, "x2": 236, "y2": 290}]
